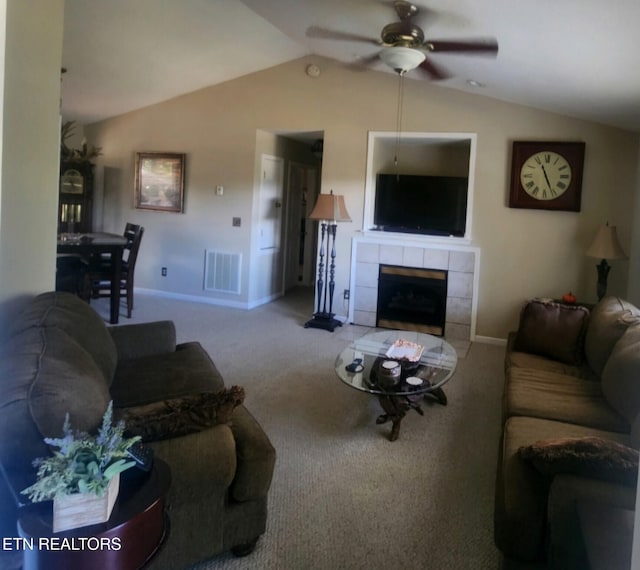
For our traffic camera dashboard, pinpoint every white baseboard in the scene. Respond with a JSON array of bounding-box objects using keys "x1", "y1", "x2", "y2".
[
  {"x1": 474, "y1": 335, "x2": 507, "y2": 346},
  {"x1": 247, "y1": 292, "x2": 282, "y2": 309},
  {"x1": 136, "y1": 288, "x2": 249, "y2": 310}
]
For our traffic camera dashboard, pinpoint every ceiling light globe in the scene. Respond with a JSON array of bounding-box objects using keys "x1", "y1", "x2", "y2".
[{"x1": 379, "y1": 46, "x2": 425, "y2": 73}]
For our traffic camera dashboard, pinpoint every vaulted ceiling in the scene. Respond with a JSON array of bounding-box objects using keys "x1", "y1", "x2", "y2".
[{"x1": 62, "y1": 0, "x2": 640, "y2": 132}]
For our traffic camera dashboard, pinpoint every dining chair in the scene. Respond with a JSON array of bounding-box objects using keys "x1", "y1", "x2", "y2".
[
  {"x1": 87, "y1": 223, "x2": 144, "y2": 318},
  {"x1": 55, "y1": 254, "x2": 87, "y2": 296}
]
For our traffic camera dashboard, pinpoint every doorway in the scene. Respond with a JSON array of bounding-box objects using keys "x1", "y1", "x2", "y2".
[
  {"x1": 284, "y1": 161, "x2": 318, "y2": 291},
  {"x1": 253, "y1": 129, "x2": 321, "y2": 307}
]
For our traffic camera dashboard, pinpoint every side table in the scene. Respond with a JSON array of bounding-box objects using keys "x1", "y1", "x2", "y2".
[{"x1": 18, "y1": 459, "x2": 171, "y2": 570}]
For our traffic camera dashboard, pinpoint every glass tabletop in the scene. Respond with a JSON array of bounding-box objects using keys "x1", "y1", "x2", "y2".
[{"x1": 335, "y1": 330, "x2": 458, "y2": 396}]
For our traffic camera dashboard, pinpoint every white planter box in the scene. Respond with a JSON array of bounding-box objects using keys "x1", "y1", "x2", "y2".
[{"x1": 52, "y1": 473, "x2": 120, "y2": 533}]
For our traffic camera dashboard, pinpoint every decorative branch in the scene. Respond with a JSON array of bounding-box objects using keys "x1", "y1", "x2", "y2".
[{"x1": 61, "y1": 120, "x2": 103, "y2": 164}]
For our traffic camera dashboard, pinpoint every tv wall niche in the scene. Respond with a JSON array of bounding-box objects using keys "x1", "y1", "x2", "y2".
[{"x1": 363, "y1": 132, "x2": 476, "y2": 243}]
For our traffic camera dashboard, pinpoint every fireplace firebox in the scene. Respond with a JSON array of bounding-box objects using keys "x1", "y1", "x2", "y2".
[{"x1": 376, "y1": 265, "x2": 448, "y2": 336}]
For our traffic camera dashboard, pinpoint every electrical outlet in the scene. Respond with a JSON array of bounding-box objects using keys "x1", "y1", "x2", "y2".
[
  {"x1": 161, "y1": 267, "x2": 167, "y2": 277},
  {"x1": 343, "y1": 289, "x2": 350, "y2": 300}
]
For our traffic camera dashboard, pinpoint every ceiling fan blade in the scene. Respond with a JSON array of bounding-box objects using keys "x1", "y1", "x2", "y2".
[
  {"x1": 425, "y1": 38, "x2": 499, "y2": 55},
  {"x1": 416, "y1": 57, "x2": 450, "y2": 80},
  {"x1": 306, "y1": 26, "x2": 379, "y2": 46},
  {"x1": 346, "y1": 52, "x2": 383, "y2": 72}
]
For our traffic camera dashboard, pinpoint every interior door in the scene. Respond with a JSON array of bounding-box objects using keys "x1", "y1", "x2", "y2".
[
  {"x1": 258, "y1": 155, "x2": 284, "y2": 252},
  {"x1": 284, "y1": 162, "x2": 317, "y2": 291}
]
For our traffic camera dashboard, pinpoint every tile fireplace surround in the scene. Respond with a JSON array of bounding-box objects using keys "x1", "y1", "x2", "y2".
[{"x1": 349, "y1": 236, "x2": 479, "y2": 341}]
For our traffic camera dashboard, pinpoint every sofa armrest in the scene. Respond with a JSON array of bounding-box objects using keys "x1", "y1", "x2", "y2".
[
  {"x1": 228, "y1": 405, "x2": 276, "y2": 502},
  {"x1": 109, "y1": 321, "x2": 176, "y2": 361},
  {"x1": 149, "y1": 423, "x2": 237, "y2": 494}
]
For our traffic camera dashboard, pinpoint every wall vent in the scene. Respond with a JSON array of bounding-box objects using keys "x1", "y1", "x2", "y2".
[{"x1": 204, "y1": 250, "x2": 241, "y2": 294}]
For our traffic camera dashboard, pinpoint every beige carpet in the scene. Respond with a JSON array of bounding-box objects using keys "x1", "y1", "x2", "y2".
[{"x1": 92, "y1": 287, "x2": 506, "y2": 570}]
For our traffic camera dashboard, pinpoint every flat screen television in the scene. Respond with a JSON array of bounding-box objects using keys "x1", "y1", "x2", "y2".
[{"x1": 374, "y1": 173, "x2": 468, "y2": 237}]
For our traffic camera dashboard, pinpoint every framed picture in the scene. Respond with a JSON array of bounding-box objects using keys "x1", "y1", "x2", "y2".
[{"x1": 135, "y1": 152, "x2": 185, "y2": 212}]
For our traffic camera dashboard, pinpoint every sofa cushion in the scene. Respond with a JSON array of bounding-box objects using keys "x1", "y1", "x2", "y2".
[
  {"x1": 505, "y1": 367, "x2": 628, "y2": 433},
  {"x1": 109, "y1": 321, "x2": 177, "y2": 361},
  {"x1": 495, "y1": 415, "x2": 632, "y2": 562},
  {"x1": 507, "y1": 350, "x2": 597, "y2": 380},
  {"x1": 601, "y1": 323, "x2": 640, "y2": 422},
  {"x1": 584, "y1": 296, "x2": 640, "y2": 377},
  {"x1": 115, "y1": 386, "x2": 245, "y2": 442},
  {"x1": 506, "y1": 332, "x2": 595, "y2": 380},
  {"x1": 10, "y1": 292, "x2": 117, "y2": 385},
  {"x1": 513, "y1": 300, "x2": 589, "y2": 365},
  {"x1": 518, "y1": 436, "x2": 638, "y2": 486},
  {"x1": 111, "y1": 342, "x2": 225, "y2": 407}
]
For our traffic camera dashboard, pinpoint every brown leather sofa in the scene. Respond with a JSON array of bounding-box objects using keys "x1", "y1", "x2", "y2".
[
  {"x1": 494, "y1": 296, "x2": 640, "y2": 568},
  {"x1": 0, "y1": 291, "x2": 276, "y2": 569}
]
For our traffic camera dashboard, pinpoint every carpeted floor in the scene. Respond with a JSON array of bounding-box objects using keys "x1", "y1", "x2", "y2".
[{"x1": 92, "y1": 287, "x2": 506, "y2": 569}]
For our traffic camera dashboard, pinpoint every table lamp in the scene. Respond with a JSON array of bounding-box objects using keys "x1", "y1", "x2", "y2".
[
  {"x1": 586, "y1": 223, "x2": 627, "y2": 301},
  {"x1": 304, "y1": 190, "x2": 351, "y2": 332}
]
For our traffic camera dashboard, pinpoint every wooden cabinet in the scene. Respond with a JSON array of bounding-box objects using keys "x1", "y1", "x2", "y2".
[{"x1": 58, "y1": 161, "x2": 93, "y2": 233}]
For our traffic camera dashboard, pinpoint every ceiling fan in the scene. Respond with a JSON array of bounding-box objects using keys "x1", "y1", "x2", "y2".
[{"x1": 306, "y1": 0, "x2": 498, "y2": 80}]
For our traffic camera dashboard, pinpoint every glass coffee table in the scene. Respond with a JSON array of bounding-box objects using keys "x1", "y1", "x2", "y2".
[{"x1": 335, "y1": 330, "x2": 458, "y2": 441}]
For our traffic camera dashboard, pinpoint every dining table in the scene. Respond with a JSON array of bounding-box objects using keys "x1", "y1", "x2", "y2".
[{"x1": 57, "y1": 232, "x2": 128, "y2": 324}]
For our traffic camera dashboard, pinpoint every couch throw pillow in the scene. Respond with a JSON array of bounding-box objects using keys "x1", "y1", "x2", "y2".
[
  {"x1": 115, "y1": 386, "x2": 245, "y2": 442},
  {"x1": 517, "y1": 436, "x2": 638, "y2": 486},
  {"x1": 513, "y1": 299, "x2": 589, "y2": 365}
]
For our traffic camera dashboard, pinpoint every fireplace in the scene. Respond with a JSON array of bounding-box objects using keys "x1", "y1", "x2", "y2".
[{"x1": 376, "y1": 265, "x2": 448, "y2": 336}]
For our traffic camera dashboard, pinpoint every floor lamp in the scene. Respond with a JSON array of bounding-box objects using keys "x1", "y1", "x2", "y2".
[
  {"x1": 586, "y1": 223, "x2": 627, "y2": 301},
  {"x1": 304, "y1": 190, "x2": 351, "y2": 332}
]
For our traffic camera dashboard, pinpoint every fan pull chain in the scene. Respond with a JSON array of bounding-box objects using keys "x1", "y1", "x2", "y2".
[{"x1": 394, "y1": 70, "x2": 406, "y2": 176}]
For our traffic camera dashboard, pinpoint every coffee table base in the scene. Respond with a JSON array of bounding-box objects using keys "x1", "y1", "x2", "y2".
[{"x1": 376, "y1": 389, "x2": 447, "y2": 441}]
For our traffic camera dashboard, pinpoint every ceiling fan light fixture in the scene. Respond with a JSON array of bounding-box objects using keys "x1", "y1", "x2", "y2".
[{"x1": 379, "y1": 46, "x2": 425, "y2": 73}]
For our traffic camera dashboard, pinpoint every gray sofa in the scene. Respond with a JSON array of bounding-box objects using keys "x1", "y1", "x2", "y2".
[
  {"x1": 495, "y1": 296, "x2": 640, "y2": 567},
  {"x1": 0, "y1": 291, "x2": 276, "y2": 569}
]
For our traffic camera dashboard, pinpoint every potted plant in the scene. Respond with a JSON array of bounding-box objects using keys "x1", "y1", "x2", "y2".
[{"x1": 21, "y1": 402, "x2": 140, "y2": 532}]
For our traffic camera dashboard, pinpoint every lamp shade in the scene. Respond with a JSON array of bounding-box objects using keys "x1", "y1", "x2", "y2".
[
  {"x1": 379, "y1": 46, "x2": 426, "y2": 73},
  {"x1": 586, "y1": 224, "x2": 627, "y2": 260},
  {"x1": 308, "y1": 191, "x2": 351, "y2": 222}
]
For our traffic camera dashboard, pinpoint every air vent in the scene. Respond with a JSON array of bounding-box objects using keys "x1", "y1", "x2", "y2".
[{"x1": 204, "y1": 250, "x2": 241, "y2": 294}]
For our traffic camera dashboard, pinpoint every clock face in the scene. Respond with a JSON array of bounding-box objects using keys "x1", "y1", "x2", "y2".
[
  {"x1": 509, "y1": 141, "x2": 585, "y2": 211},
  {"x1": 519, "y1": 151, "x2": 572, "y2": 201}
]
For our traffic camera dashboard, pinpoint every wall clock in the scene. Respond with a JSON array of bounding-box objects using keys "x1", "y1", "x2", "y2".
[{"x1": 509, "y1": 141, "x2": 585, "y2": 211}]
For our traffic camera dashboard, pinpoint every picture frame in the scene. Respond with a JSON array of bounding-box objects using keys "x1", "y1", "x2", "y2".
[{"x1": 134, "y1": 152, "x2": 185, "y2": 213}]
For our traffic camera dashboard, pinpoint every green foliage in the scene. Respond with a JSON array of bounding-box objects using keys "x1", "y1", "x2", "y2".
[
  {"x1": 21, "y1": 402, "x2": 140, "y2": 502},
  {"x1": 60, "y1": 120, "x2": 102, "y2": 164}
]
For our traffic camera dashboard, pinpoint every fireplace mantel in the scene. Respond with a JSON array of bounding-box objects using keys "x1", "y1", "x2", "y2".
[{"x1": 349, "y1": 235, "x2": 479, "y2": 341}]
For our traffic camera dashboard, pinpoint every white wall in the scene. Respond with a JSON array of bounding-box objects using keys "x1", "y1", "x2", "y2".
[
  {"x1": 0, "y1": 0, "x2": 64, "y2": 338},
  {"x1": 85, "y1": 55, "x2": 640, "y2": 339}
]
